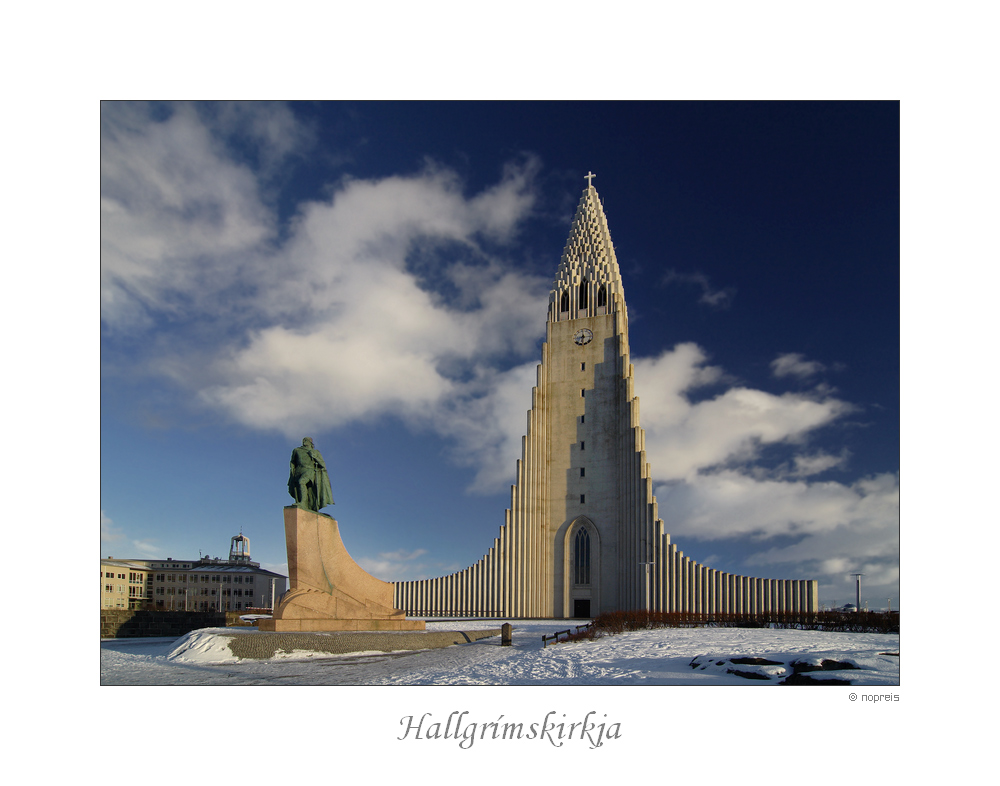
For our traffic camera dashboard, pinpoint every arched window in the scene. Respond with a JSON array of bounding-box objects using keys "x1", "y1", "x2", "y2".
[
  {"x1": 597, "y1": 284, "x2": 607, "y2": 308},
  {"x1": 574, "y1": 527, "x2": 591, "y2": 585},
  {"x1": 579, "y1": 278, "x2": 589, "y2": 310},
  {"x1": 560, "y1": 290, "x2": 569, "y2": 312}
]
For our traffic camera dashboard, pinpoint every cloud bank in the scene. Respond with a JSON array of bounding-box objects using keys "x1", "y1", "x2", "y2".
[{"x1": 101, "y1": 102, "x2": 898, "y2": 597}]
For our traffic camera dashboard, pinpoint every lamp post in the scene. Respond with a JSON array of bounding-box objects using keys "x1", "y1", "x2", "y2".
[{"x1": 851, "y1": 573, "x2": 864, "y2": 612}]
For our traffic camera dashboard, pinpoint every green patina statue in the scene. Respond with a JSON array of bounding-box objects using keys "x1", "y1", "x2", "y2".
[{"x1": 287, "y1": 437, "x2": 335, "y2": 511}]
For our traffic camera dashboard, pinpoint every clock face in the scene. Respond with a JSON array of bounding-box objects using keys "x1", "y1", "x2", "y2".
[{"x1": 574, "y1": 328, "x2": 593, "y2": 346}]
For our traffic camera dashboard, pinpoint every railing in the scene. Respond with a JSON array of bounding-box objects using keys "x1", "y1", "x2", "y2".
[{"x1": 542, "y1": 623, "x2": 593, "y2": 648}]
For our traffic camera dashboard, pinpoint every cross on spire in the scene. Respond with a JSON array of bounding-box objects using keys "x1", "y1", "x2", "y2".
[{"x1": 585, "y1": 171, "x2": 596, "y2": 189}]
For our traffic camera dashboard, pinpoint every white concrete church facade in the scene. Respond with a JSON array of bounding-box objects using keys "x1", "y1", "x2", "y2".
[{"x1": 393, "y1": 178, "x2": 818, "y2": 619}]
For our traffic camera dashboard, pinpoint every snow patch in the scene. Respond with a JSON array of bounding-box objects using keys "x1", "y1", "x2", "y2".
[{"x1": 168, "y1": 628, "x2": 249, "y2": 664}]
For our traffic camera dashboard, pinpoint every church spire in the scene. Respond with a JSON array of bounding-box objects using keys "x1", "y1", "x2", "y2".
[{"x1": 549, "y1": 173, "x2": 626, "y2": 321}]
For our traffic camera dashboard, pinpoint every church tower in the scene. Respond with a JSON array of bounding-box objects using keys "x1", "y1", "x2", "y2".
[
  {"x1": 394, "y1": 175, "x2": 818, "y2": 618},
  {"x1": 538, "y1": 173, "x2": 660, "y2": 617}
]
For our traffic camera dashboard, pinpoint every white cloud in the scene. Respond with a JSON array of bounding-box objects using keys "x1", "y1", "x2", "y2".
[
  {"x1": 193, "y1": 165, "x2": 548, "y2": 459},
  {"x1": 101, "y1": 510, "x2": 123, "y2": 546},
  {"x1": 130, "y1": 539, "x2": 162, "y2": 559},
  {"x1": 102, "y1": 104, "x2": 548, "y2": 487},
  {"x1": 660, "y1": 269, "x2": 735, "y2": 309},
  {"x1": 102, "y1": 511, "x2": 164, "y2": 560},
  {"x1": 634, "y1": 344, "x2": 853, "y2": 481},
  {"x1": 656, "y1": 470, "x2": 898, "y2": 542},
  {"x1": 357, "y1": 548, "x2": 460, "y2": 582},
  {"x1": 101, "y1": 103, "x2": 277, "y2": 329},
  {"x1": 770, "y1": 352, "x2": 826, "y2": 379},
  {"x1": 787, "y1": 450, "x2": 850, "y2": 477}
]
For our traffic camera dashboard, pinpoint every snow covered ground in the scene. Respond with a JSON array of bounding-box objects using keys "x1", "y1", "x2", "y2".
[{"x1": 101, "y1": 618, "x2": 898, "y2": 686}]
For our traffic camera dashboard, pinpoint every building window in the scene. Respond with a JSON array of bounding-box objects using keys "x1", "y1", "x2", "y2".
[
  {"x1": 581, "y1": 389, "x2": 585, "y2": 397},
  {"x1": 580, "y1": 441, "x2": 585, "y2": 450},
  {"x1": 579, "y1": 278, "x2": 589, "y2": 310},
  {"x1": 574, "y1": 528, "x2": 591, "y2": 585},
  {"x1": 580, "y1": 494, "x2": 586, "y2": 504},
  {"x1": 597, "y1": 284, "x2": 607, "y2": 308},
  {"x1": 581, "y1": 362, "x2": 585, "y2": 371},
  {"x1": 580, "y1": 467, "x2": 585, "y2": 477},
  {"x1": 560, "y1": 290, "x2": 569, "y2": 312}
]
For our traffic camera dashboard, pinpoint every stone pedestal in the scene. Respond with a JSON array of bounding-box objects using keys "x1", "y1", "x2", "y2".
[{"x1": 258, "y1": 506, "x2": 425, "y2": 632}]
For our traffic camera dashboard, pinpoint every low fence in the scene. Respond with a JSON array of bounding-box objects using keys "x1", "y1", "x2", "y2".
[
  {"x1": 100, "y1": 610, "x2": 262, "y2": 638},
  {"x1": 542, "y1": 623, "x2": 594, "y2": 648},
  {"x1": 551, "y1": 610, "x2": 899, "y2": 641}
]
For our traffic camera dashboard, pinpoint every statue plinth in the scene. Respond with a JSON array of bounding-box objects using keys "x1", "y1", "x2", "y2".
[{"x1": 258, "y1": 507, "x2": 425, "y2": 632}]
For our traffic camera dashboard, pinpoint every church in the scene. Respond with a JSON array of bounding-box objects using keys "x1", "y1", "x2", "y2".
[{"x1": 393, "y1": 177, "x2": 819, "y2": 619}]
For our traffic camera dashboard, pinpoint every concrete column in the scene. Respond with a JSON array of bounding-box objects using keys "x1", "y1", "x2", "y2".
[
  {"x1": 670, "y1": 546, "x2": 679, "y2": 612},
  {"x1": 684, "y1": 557, "x2": 693, "y2": 613},
  {"x1": 499, "y1": 524, "x2": 509, "y2": 617}
]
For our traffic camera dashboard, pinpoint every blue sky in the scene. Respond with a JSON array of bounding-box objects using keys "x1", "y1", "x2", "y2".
[{"x1": 100, "y1": 101, "x2": 899, "y2": 610}]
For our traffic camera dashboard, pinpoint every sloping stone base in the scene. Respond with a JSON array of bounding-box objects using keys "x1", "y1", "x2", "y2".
[{"x1": 263, "y1": 507, "x2": 425, "y2": 632}]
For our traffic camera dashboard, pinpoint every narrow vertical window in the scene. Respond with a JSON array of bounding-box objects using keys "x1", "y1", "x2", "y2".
[
  {"x1": 560, "y1": 290, "x2": 569, "y2": 312},
  {"x1": 579, "y1": 278, "x2": 589, "y2": 310},
  {"x1": 580, "y1": 494, "x2": 586, "y2": 504},
  {"x1": 580, "y1": 467, "x2": 585, "y2": 477},
  {"x1": 597, "y1": 284, "x2": 607, "y2": 308},
  {"x1": 574, "y1": 528, "x2": 591, "y2": 585}
]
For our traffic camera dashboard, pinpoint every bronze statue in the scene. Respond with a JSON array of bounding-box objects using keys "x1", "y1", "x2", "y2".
[{"x1": 288, "y1": 437, "x2": 335, "y2": 511}]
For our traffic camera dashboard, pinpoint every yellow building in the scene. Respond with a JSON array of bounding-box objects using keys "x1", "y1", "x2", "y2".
[
  {"x1": 102, "y1": 535, "x2": 287, "y2": 612},
  {"x1": 101, "y1": 559, "x2": 155, "y2": 610}
]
